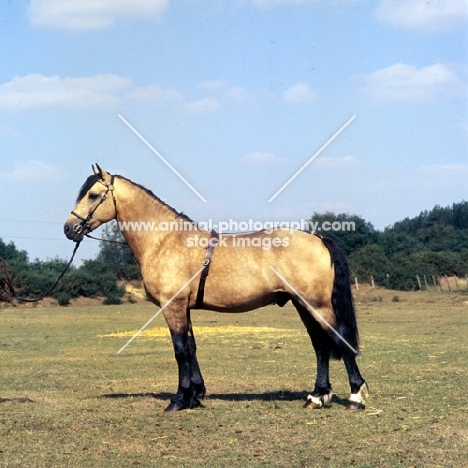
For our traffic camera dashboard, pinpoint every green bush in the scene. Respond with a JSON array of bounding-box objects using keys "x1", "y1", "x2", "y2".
[
  {"x1": 57, "y1": 292, "x2": 71, "y2": 307},
  {"x1": 103, "y1": 294, "x2": 123, "y2": 305}
]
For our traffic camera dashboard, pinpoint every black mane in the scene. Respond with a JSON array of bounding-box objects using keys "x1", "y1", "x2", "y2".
[
  {"x1": 117, "y1": 175, "x2": 194, "y2": 223},
  {"x1": 76, "y1": 172, "x2": 194, "y2": 223}
]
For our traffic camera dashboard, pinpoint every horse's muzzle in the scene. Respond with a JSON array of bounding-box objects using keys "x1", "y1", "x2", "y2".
[{"x1": 63, "y1": 221, "x2": 86, "y2": 242}]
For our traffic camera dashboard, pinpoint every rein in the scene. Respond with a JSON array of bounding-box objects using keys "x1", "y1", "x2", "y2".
[
  {"x1": 85, "y1": 233, "x2": 128, "y2": 245},
  {"x1": 0, "y1": 241, "x2": 81, "y2": 303},
  {"x1": 0, "y1": 175, "x2": 120, "y2": 303}
]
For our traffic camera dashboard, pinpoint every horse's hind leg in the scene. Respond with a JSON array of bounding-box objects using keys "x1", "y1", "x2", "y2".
[
  {"x1": 342, "y1": 353, "x2": 369, "y2": 410},
  {"x1": 293, "y1": 301, "x2": 333, "y2": 409}
]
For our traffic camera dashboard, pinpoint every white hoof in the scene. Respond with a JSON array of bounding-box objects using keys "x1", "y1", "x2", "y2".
[{"x1": 348, "y1": 382, "x2": 369, "y2": 406}]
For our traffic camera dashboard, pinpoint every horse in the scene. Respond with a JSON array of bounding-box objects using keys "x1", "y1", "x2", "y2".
[{"x1": 64, "y1": 164, "x2": 368, "y2": 412}]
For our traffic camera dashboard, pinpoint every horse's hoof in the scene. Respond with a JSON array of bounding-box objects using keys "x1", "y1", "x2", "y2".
[
  {"x1": 303, "y1": 400, "x2": 321, "y2": 409},
  {"x1": 164, "y1": 401, "x2": 186, "y2": 412},
  {"x1": 196, "y1": 387, "x2": 206, "y2": 400},
  {"x1": 346, "y1": 402, "x2": 365, "y2": 411}
]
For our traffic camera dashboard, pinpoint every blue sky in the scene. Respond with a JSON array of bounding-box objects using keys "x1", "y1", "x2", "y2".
[{"x1": 0, "y1": 0, "x2": 467, "y2": 263}]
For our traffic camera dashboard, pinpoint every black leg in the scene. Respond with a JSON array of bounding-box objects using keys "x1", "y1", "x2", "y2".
[
  {"x1": 303, "y1": 332, "x2": 334, "y2": 409},
  {"x1": 342, "y1": 353, "x2": 365, "y2": 393},
  {"x1": 165, "y1": 329, "x2": 203, "y2": 412},
  {"x1": 342, "y1": 353, "x2": 368, "y2": 410},
  {"x1": 187, "y1": 309, "x2": 206, "y2": 400},
  {"x1": 164, "y1": 307, "x2": 205, "y2": 412},
  {"x1": 311, "y1": 345, "x2": 332, "y2": 396},
  {"x1": 293, "y1": 301, "x2": 333, "y2": 408}
]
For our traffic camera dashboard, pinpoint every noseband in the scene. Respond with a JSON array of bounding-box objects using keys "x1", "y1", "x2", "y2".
[{"x1": 71, "y1": 175, "x2": 116, "y2": 234}]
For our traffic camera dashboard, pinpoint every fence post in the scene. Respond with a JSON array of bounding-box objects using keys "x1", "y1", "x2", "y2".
[
  {"x1": 370, "y1": 276, "x2": 375, "y2": 288},
  {"x1": 424, "y1": 275, "x2": 428, "y2": 291},
  {"x1": 455, "y1": 276, "x2": 460, "y2": 292},
  {"x1": 386, "y1": 273, "x2": 390, "y2": 289},
  {"x1": 437, "y1": 276, "x2": 443, "y2": 292},
  {"x1": 416, "y1": 275, "x2": 422, "y2": 290},
  {"x1": 354, "y1": 277, "x2": 359, "y2": 290},
  {"x1": 445, "y1": 275, "x2": 452, "y2": 292},
  {"x1": 432, "y1": 275, "x2": 437, "y2": 292}
]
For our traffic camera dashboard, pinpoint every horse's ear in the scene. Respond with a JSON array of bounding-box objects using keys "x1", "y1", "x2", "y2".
[{"x1": 94, "y1": 163, "x2": 104, "y2": 179}]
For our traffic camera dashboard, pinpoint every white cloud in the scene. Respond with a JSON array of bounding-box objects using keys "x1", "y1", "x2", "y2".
[
  {"x1": 0, "y1": 74, "x2": 130, "y2": 110},
  {"x1": 198, "y1": 80, "x2": 254, "y2": 105},
  {"x1": 282, "y1": 82, "x2": 316, "y2": 104},
  {"x1": 27, "y1": 0, "x2": 169, "y2": 31},
  {"x1": 183, "y1": 98, "x2": 220, "y2": 115},
  {"x1": 356, "y1": 63, "x2": 467, "y2": 104},
  {"x1": 0, "y1": 160, "x2": 65, "y2": 182},
  {"x1": 314, "y1": 155, "x2": 359, "y2": 169},
  {"x1": 240, "y1": 151, "x2": 287, "y2": 165},
  {"x1": 252, "y1": 0, "x2": 316, "y2": 10},
  {"x1": 375, "y1": 0, "x2": 468, "y2": 32},
  {"x1": 125, "y1": 85, "x2": 183, "y2": 102}
]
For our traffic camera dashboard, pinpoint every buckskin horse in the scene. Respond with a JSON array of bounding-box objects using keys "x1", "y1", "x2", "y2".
[{"x1": 64, "y1": 165, "x2": 368, "y2": 412}]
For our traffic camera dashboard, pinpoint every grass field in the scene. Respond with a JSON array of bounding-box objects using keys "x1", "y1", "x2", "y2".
[{"x1": 1, "y1": 287, "x2": 467, "y2": 467}]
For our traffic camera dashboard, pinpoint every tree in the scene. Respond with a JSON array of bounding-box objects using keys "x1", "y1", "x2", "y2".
[
  {"x1": 453, "y1": 201, "x2": 468, "y2": 230},
  {"x1": 96, "y1": 222, "x2": 142, "y2": 281},
  {"x1": 0, "y1": 238, "x2": 28, "y2": 263},
  {"x1": 0, "y1": 237, "x2": 126, "y2": 305},
  {"x1": 307, "y1": 212, "x2": 377, "y2": 255},
  {"x1": 348, "y1": 245, "x2": 391, "y2": 286}
]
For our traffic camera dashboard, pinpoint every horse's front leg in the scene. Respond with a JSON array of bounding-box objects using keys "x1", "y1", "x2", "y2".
[
  {"x1": 163, "y1": 302, "x2": 204, "y2": 412},
  {"x1": 187, "y1": 309, "x2": 206, "y2": 400}
]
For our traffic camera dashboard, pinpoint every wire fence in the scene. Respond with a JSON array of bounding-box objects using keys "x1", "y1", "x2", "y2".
[{"x1": 353, "y1": 275, "x2": 468, "y2": 292}]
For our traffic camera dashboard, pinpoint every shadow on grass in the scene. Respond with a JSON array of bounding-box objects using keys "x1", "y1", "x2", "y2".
[
  {"x1": 208, "y1": 392, "x2": 349, "y2": 407},
  {"x1": 99, "y1": 391, "x2": 349, "y2": 407},
  {"x1": 0, "y1": 397, "x2": 34, "y2": 403},
  {"x1": 99, "y1": 392, "x2": 173, "y2": 400}
]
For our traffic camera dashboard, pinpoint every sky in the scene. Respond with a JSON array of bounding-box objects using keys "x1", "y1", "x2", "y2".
[{"x1": 0, "y1": 0, "x2": 467, "y2": 263}]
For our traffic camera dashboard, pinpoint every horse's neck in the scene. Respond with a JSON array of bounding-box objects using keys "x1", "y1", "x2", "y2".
[{"x1": 113, "y1": 178, "x2": 182, "y2": 262}]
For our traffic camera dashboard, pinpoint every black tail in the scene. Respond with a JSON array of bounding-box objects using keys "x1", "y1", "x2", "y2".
[{"x1": 320, "y1": 236, "x2": 359, "y2": 359}]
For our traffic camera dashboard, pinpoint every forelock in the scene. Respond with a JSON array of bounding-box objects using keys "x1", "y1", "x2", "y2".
[{"x1": 76, "y1": 174, "x2": 101, "y2": 203}]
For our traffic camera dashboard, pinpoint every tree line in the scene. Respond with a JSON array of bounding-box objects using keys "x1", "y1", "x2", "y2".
[
  {"x1": 1, "y1": 201, "x2": 467, "y2": 305},
  {"x1": 0, "y1": 223, "x2": 140, "y2": 306},
  {"x1": 310, "y1": 201, "x2": 468, "y2": 290}
]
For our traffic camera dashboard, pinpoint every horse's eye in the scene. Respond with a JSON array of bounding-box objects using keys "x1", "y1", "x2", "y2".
[{"x1": 88, "y1": 192, "x2": 100, "y2": 201}]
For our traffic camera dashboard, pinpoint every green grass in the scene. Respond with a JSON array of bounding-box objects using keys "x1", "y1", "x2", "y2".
[{"x1": 1, "y1": 289, "x2": 467, "y2": 467}]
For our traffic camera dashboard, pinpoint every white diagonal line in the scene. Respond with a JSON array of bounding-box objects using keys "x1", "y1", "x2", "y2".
[
  {"x1": 118, "y1": 114, "x2": 207, "y2": 203},
  {"x1": 268, "y1": 115, "x2": 356, "y2": 202},
  {"x1": 117, "y1": 265, "x2": 205, "y2": 354},
  {"x1": 269, "y1": 265, "x2": 357, "y2": 355}
]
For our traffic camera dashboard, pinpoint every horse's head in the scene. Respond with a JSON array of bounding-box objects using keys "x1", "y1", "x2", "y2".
[{"x1": 64, "y1": 164, "x2": 117, "y2": 242}]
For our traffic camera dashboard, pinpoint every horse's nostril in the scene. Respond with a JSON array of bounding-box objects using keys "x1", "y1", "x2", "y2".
[{"x1": 64, "y1": 225, "x2": 70, "y2": 234}]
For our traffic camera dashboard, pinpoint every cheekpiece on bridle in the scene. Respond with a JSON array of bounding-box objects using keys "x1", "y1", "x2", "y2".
[{"x1": 71, "y1": 174, "x2": 116, "y2": 235}]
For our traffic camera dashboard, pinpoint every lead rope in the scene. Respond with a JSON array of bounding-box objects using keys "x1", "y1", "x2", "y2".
[{"x1": 0, "y1": 241, "x2": 81, "y2": 303}]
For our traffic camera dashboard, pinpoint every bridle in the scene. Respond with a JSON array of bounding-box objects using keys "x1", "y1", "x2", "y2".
[{"x1": 71, "y1": 174, "x2": 116, "y2": 235}]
